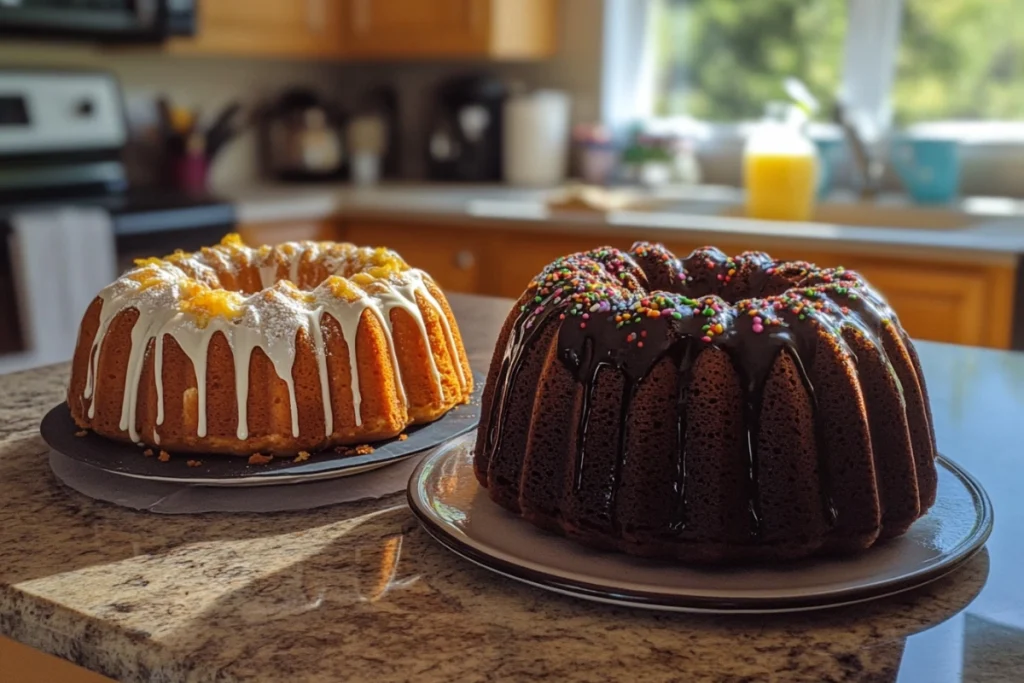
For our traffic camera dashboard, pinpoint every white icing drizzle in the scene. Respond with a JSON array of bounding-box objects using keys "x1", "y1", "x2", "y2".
[
  {"x1": 413, "y1": 272, "x2": 468, "y2": 391},
  {"x1": 78, "y1": 239, "x2": 462, "y2": 446},
  {"x1": 258, "y1": 264, "x2": 278, "y2": 290}
]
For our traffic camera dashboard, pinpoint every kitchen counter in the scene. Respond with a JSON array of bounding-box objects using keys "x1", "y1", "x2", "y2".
[
  {"x1": 2, "y1": 293, "x2": 1024, "y2": 682},
  {"x1": 223, "y1": 183, "x2": 1024, "y2": 264}
]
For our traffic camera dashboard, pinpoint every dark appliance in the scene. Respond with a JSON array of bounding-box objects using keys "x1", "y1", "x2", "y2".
[
  {"x1": 0, "y1": 68, "x2": 235, "y2": 373},
  {"x1": 259, "y1": 89, "x2": 347, "y2": 182},
  {"x1": 0, "y1": 0, "x2": 196, "y2": 43},
  {"x1": 359, "y1": 84, "x2": 401, "y2": 179},
  {"x1": 426, "y1": 75, "x2": 506, "y2": 182}
]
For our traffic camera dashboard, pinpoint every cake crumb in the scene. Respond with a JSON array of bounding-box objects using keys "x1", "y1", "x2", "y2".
[
  {"x1": 158, "y1": 450, "x2": 171, "y2": 462},
  {"x1": 186, "y1": 460, "x2": 202, "y2": 468},
  {"x1": 75, "y1": 430, "x2": 88, "y2": 437},
  {"x1": 398, "y1": 434, "x2": 408, "y2": 442},
  {"x1": 248, "y1": 453, "x2": 273, "y2": 465},
  {"x1": 294, "y1": 451, "x2": 311, "y2": 463},
  {"x1": 143, "y1": 448, "x2": 154, "y2": 457},
  {"x1": 334, "y1": 443, "x2": 375, "y2": 456}
]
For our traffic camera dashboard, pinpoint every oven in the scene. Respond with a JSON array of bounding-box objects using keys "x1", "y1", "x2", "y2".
[
  {"x1": 0, "y1": 0, "x2": 196, "y2": 43},
  {"x1": 0, "y1": 69, "x2": 235, "y2": 374}
]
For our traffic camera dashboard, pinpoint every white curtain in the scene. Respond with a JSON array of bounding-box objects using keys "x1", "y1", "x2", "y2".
[
  {"x1": 600, "y1": 0, "x2": 657, "y2": 133},
  {"x1": 842, "y1": 0, "x2": 904, "y2": 141}
]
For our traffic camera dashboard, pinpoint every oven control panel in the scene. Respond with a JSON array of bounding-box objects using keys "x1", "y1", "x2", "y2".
[{"x1": 0, "y1": 70, "x2": 126, "y2": 156}]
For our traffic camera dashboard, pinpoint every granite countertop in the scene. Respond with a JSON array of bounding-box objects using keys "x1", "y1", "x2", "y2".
[
  {"x1": 2, "y1": 293, "x2": 1024, "y2": 682},
  {"x1": 221, "y1": 183, "x2": 1024, "y2": 262}
]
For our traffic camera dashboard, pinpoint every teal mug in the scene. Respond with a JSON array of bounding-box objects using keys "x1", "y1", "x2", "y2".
[
  {"x1": 813, "y1": 138, "x2": 845, "y2": 198},
  {"x1": 890, "y1": 138, "x2": 960, "y2": 203}
]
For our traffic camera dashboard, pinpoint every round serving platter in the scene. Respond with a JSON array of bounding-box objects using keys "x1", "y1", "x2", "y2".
[
  {"x1": 408, "y1": 433, "x2": 993, "y2": 614},
  {"x1": 41, "y1": 371, "x2": 482, "y2": 487}
]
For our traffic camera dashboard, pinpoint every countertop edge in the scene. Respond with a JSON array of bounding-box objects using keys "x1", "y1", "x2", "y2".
[{"x1": 227, "y1": 187, "x2": 1024, "y2": 265}]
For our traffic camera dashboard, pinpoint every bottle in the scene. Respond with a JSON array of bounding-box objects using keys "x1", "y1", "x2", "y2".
[{"x1": 744, "y1": 103, "x2": 818, "y2": 221}]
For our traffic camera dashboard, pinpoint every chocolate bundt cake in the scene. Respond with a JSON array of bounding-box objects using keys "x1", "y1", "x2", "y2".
[
  {"x1": 69, "y1": 234, "x2": 472, "y2": 456},
  {"x1": 474, "y1": 243, "x2": 937, "y2": 563}
]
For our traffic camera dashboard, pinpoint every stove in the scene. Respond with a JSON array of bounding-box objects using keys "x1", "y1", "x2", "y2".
[{"x1": 0, "y1": 68, "x2": 236, "y2": 373}]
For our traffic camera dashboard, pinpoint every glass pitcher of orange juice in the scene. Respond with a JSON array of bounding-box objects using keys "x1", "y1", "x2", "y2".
[{"x1": 744, "y1": 103, "x2": 818, "y2": 221}]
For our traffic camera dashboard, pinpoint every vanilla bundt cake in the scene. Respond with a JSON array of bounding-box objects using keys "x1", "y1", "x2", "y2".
[
  {"x1": 475, "y1": 243, "x2": 937, "y2": 563},
  {"x1": 68, "y1": 234, "x2": 472, "y2": 455}
]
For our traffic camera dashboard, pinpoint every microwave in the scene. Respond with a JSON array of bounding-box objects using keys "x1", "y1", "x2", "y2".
[{"x1": 0, "y1": 0, "x2": 196, "y2": 43}]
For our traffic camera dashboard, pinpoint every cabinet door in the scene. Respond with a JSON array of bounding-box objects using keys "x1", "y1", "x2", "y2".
[
  {"x1": 178, "y1": 0, "x2": 344, "y2": 57},
  {"x1": 853, "y1": 264, "x2": 991, "y2": 347},
  {"x1": 494, "y1": 233, "x2": 637, "y2": 299},
  {"x1": 237, "y1": 220, "x2": 341, "y2": 247},
  {"x1": 343, "y1": 0, "x2": 490, "y2": 57},
  {"x1": 345, "y1": 224, "x2": 482, "y2": 294}
]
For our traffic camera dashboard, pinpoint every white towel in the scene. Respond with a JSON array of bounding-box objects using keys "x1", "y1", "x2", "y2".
[{"x1": 2, "y1": 207, "x2": 116, "y2": 374}]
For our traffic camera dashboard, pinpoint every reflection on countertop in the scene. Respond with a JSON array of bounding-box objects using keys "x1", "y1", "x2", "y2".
[
  {"x1": 220, "y1": 182, "x2": 1024, "y2": 260},
  {"x1": 0, "y1": 295, "x2": 1023, "y2": 682}
]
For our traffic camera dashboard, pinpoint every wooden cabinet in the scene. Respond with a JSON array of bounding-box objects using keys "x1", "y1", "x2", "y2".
[
  {"x1": 250, "y1": 218, "x2": 1014, "y2": 349},
  {"x1": 341, "y1": 0, "x2": 557, "y2": 59},
  {"x1": 335, "y1": 224, "x2": 1015, "y2": 350},
  {"x1": 344, "y1": 222, "x2": 486, "y2": 294},
  {"x1": 172, "y1": 0, "x2": 345, "y2": 58},
  {"x1": 2, "y1": 635, "x2": 113, "y2": 683},
  {"x1": 170, "y1": 0, "x2": 555, "y2": 60},
  {"x1": 237, "y1": 220, "x2": 342, "y2": 246},
  {"x1": 852, "y1": 261, "x2": 1014, "y2": 348}
]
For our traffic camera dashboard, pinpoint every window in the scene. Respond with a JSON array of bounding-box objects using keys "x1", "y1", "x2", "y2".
[
  {"x1": 650, "y1": 0, "x2": 847, "y2": 121},
  {"x1": 644, "y1": 0, "x2": 1023, "y2": 128},
  {"x1": 894, "y1": 0, "x2": 1024, "y2": 124}
]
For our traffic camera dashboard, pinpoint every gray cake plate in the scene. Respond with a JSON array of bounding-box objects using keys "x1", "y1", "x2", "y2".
[
  {"x1": 41, "y1": 372, "x2": 482, "y2": 487},
  {"x1": 408, "y1": 432, "x2": 993, "y2": 614}
]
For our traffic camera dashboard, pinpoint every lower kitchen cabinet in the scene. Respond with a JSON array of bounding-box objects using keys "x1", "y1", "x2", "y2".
[
  {"x1": 344, "y1": 223, "x2": 486, "y2": 294},
  {"x1": 338, "y1": 222, "x2": 1016, "y2": 349},
  {"x1": 237, "y1": 220, "x2": 342, "y2": 247},
  {"x1": 1, "y1": 635, "x2": 113, "y2": 683}
]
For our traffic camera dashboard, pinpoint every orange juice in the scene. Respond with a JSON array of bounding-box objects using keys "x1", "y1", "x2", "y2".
[{"x1": 744, "y1": 152, "x2": 817, "y2": 221}]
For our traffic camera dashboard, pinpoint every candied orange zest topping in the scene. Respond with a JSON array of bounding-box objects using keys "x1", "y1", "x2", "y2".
[
  {"x1": 325, "y1": 275, "x2": 363, "y2": 301},
  {"x1": 349, "y1": 272, "x2": 378, "y2": 287},
  {"x1": 220, "y1": 233, "x2": 245, "y2": 248},
  {"x1": 179, "y1": 288, "x2": 245, "y2": 327}
]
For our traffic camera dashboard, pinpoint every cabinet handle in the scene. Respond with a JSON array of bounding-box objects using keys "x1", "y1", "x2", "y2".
[{"x1": 454, "y1": 250, "x2": 476, "y2": 270}]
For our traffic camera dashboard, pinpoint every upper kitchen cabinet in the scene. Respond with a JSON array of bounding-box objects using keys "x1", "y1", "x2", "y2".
[
  {"x1": 171, "y1": 0, "x2": 346, "y2": 58},
  {"x1": 341, "y1": 0, "x2": 557, "y2": 59}
]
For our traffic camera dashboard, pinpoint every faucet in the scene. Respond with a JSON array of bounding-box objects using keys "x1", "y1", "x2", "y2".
[{"x1": 833, "y1": 100, "x2": 885, "y2": 200}]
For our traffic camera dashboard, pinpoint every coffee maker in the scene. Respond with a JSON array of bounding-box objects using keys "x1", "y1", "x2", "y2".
[{"x1": 425, "y1": 75, "x2": 506, "y2": 182}]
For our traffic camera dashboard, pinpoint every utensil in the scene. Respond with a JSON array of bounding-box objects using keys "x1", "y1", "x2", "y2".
[{"x1": 205, "y1": 101, "x2": 242, "y2": 160}]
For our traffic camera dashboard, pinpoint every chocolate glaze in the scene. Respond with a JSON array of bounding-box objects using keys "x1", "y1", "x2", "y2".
[{"x1": 481, "y1": 243, "x2": 924, "y2": 541}]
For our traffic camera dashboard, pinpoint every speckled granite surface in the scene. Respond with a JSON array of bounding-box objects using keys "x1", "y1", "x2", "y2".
[{"x1": 2, "y1": 294, "x2": 1022, "y2": 682}]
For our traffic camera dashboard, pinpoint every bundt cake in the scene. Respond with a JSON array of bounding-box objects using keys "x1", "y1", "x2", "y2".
[
  {"x1": 474, "y1": 243, "x2": 937, "y2": 563},
  {"x1": 68, "y1": 234, "x2": 472, "y2": 455}
]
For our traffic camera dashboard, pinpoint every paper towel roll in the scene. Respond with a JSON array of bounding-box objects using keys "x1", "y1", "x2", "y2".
[{"x1": 503, "y1": 90, "x2": 571, "y2": 187}]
